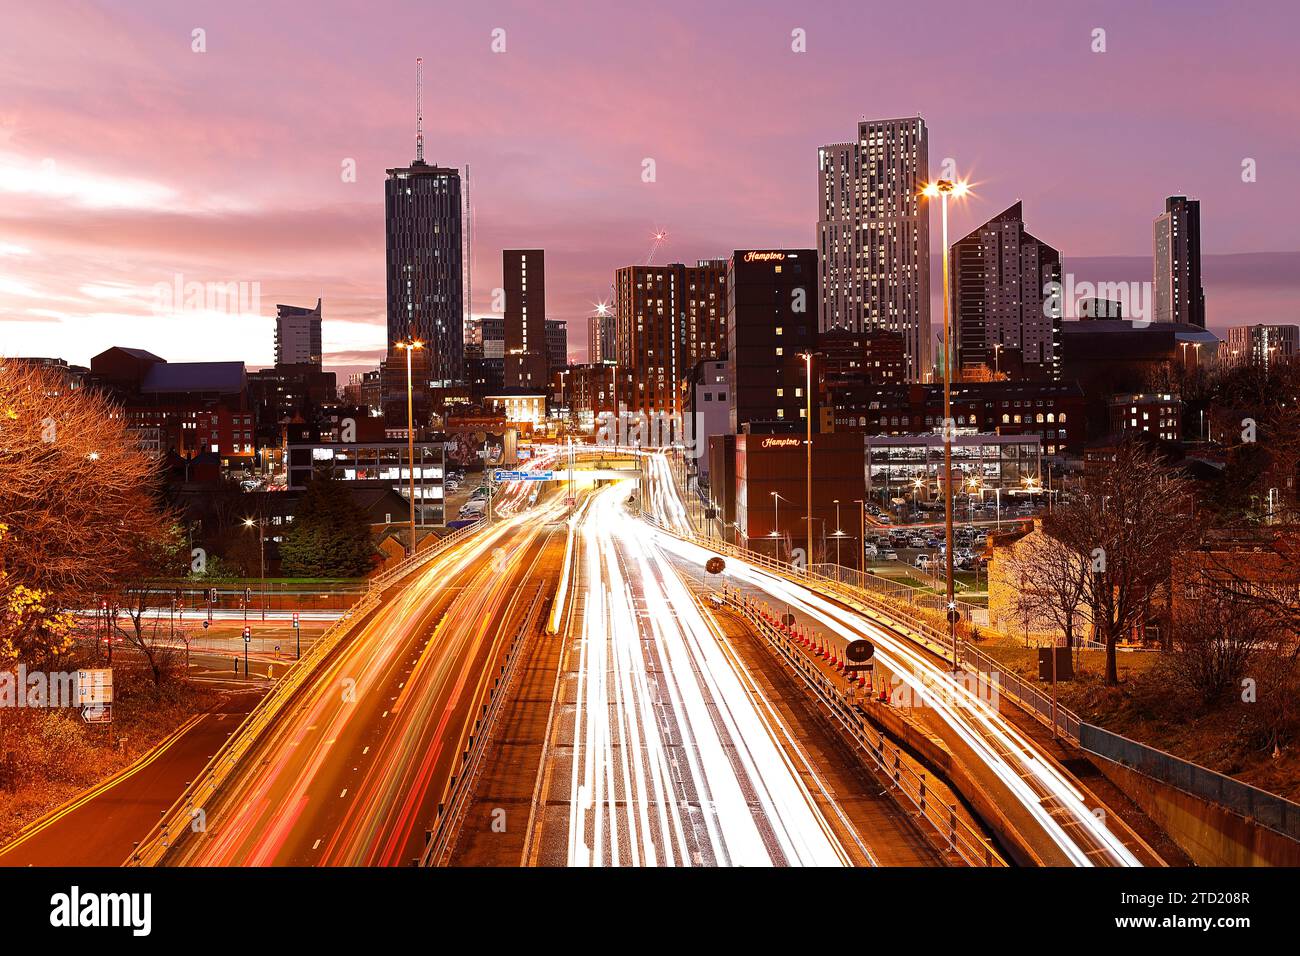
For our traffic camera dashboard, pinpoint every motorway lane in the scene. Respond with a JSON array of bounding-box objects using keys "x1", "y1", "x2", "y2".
[
  {"x1": 653, "y1": 532, "x2": 1142, "y2": 866},
  {"x1": 558, "y1": 486, "x2": 851, "y2": 867},
  {"x1": 163, "y1": 505, "x2": 565, "y2": 866},
  {"x1": 642, "y1": 452, "x2": 1142, "y2": 867}
]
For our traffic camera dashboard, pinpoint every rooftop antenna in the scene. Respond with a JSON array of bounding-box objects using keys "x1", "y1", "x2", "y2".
[{"x1": 415, "y1": 56, "x2": 425, "y2": 163}]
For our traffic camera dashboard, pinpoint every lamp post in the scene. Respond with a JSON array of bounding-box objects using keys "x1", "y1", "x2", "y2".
[
  {"x1": 853, "y1": 498, "x2": 866, "y2": 570},
  {"x1": 242, "y1": 517, "x2": 266, "y2": 621},
  {"x1": 922, "y1": 176, "x2": 970, "y2": 672},
  {"x1": 832, "y1": 498, "x2": 843, "y2": 566},
  {"x1": 395, "y1": 339, "x2": 423, "y2": 557},
  {"x1": 992, "y1": 342, "x2": 1003, "y2": 379},
  {"x1": 801, "y1": 351, "x2": 817, "y2": 571},
  {"x1": 769, "y1": 491, "x2": 786, "y2": 561}
]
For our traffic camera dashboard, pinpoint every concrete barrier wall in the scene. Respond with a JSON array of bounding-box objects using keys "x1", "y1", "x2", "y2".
[{"x1": 1093, "y1": 757, "x2": 1300, "y2": 867}]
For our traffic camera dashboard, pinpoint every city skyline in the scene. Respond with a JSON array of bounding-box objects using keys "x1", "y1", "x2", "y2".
[{"x1": 2, "y1": 0, "x2": 1298, "y2": 378}]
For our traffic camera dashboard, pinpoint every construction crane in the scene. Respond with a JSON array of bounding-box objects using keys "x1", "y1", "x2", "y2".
[{"x1": 644, "y1": 229, "x2": 668, "y2": 265}]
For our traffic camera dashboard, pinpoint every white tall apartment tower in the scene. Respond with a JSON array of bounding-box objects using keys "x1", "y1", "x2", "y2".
[
  {"x1": 275, "y1": 299, "x2": 323, "y2": 366},
  {"x1": 818, "y1": 117, "x2": 932, "y2": 381}
]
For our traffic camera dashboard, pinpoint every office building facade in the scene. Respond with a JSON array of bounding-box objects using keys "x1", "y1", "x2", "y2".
[
  {"x1": 725, "y1": 249, "x2": 819, "y2": 433},
  {"x1": 614, "y1": 259, "x2": 728, "y2": 419}
]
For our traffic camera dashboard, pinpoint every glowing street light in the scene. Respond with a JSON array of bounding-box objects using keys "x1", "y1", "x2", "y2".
[
  {"x1": 243, "y1": 516, "x2": 266, "y2": 621},
  {"x1": 922, "y1": 176, "x2": 972, "y2": 671},
  {"x1": 395, "y1": 339, "x2": 423, "y2": 555}
]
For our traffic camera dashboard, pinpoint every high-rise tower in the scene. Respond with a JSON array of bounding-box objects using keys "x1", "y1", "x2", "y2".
[
  {"x1": 385, "y1": 57, "x2": 464, "y2": 384},
  {"x1": 817, "y1": 117, "x2": 931, "y2": 381}
]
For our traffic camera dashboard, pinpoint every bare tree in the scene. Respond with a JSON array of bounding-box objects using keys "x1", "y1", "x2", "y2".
[
  {"x1": 1052, "y1": 440, "x2": 1196, "y2": 685},
  {"x1": 1164, "y1": 585, "x2": 1274, "y2": 708},
  {"x1": 1004, "y1": 519, "x2": 1092, "y2": 651},
  {"x1": 113, "y1": 518, "x2": 189, "y2": 685}
]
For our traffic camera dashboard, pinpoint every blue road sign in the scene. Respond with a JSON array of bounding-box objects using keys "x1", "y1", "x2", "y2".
[{"x1": 493, "y1": 470, "x2": 553, "y2": 481}]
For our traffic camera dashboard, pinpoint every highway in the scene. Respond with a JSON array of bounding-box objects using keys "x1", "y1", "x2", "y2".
[
  {"x1": 158, "y1": 502, "x2": 565, "y2": 866},
  {"x1": 541, "y1": 485, "x2": 856, "y2": 866},
  {"x1": 642, "y1": 451, "x2": 1147, "y2": 867}
]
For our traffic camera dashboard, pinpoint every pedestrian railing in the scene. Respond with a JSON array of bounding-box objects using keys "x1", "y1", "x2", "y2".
[
  {"x1": 126, "y1": 517, "x2": 493, "y2": 866},
  {"x1": 719, "y1": 589, "x2": 1005, "y2": 867}
]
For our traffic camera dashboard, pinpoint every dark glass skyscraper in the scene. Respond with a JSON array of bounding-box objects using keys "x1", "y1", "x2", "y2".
[
  {"x1": 385, "y1": 161, "x2": 464, "y2": 385},
  {"x1": 1153, "y1": 195, "x2": 1206, "y2": 328},
  {"x1": 503, "y1": 248, "x2": 548, "y2": 389}
]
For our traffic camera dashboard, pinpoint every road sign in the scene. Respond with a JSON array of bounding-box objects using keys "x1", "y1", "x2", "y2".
[
  {"x1": 493, "y1": 470, "x2": 553, "y2": 482},
  {"x1": 781, "y1": 612, "x2": 796, "y2": 627},
  {"x1": 243, "y1": 626, "x2": 251, "y2": 643},
  {"x1": 208, "y1": 588, "x2": 218, "y2": 603},
  {"x1": 77, "y1": 668, "x2": 113, "y2": 706},
  {"x1": 705, "y1": 556, "x2": 726, "y2": 575},
  {"x1": 202, "y1": 620, "x2": 210, "y2": 630},
  {"x1": 845, "y1": 639, "x2": 875, "y2": 663},
  {"x1": 82, "y1": 703, "x2": 112, "y2": 724}
]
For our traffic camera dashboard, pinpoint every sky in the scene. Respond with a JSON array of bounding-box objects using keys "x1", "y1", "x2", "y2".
[{"x1": 1, "y1": 0, "x2": 1298, "y2": 380}]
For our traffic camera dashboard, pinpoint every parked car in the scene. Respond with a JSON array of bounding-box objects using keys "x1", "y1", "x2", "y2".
[
  {"x1": 881, "y1": 549, "x2": 899, "y2": 561},
  {"x1": 863, "y1": 544, "x2": 879, "y2": 559},
  {"x1": 908, "y1": 536, "x2": 927, "y2": 549},
  {"x1": 914, "y1": 553, "x2": 934, "y2": 571}
]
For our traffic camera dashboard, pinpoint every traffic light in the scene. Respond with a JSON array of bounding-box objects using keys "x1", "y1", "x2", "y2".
[
  {"x1": 243, "y1": 626, "x2": 251, "y2": 643},
  {"x1": 292, "y1": 612, "x2": 300, "y2": 629}
]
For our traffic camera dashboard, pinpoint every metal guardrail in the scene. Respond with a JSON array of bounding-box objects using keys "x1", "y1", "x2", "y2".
[
  {"x1": 127, "y1": 517, "x2": 493, "y2": 866},
  {"x1": 369, "y1": 518, "x2": 485, "y2": 592},
  {"x1": 1080, "y1": 723, "x2": 1300, "y2": 844},
  {"x1": 643, "y1": 516, "x2": 1084, "y2": 744},
  {"x1": 420, "y1": 586, "x2": 548, "y2": 866},
  {"x1": 719, "y1": 589, "x2": 1004, "y2": 867},
  {"x1": 810, "y1": 562, "x2": 984, "y2": 621}
]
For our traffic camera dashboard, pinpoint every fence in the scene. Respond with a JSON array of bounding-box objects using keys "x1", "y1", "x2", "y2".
[{"x1": 1080, "y1": 723, "x2": 1300, "y2": 843}]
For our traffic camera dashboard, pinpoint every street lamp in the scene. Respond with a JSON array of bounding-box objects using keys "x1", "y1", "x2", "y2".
[
  {"x1": 395, "y1": 339, "x2": 423, "y2": 557},
  {"x1": 243, "y1": 517, "x2": 266, "y2": 621},
  {"x1": 801, "y1": 351, "x2": 817, "y2": 572},
  {"x1": 853, "y1": 498, "x2": 866, "y2": 570},
  {"x1": 769, "y1": 491, "x2": 786, "y2": 561},
  {"x1": 991, "y1": 342, "x2": 1004, "y2": 379},
  {"x1": 922, "y1": 176, "x2": 970, "y2": 671},
  {"x1": 832, "y1": 498, "x2": 844, "y2": 566}
]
